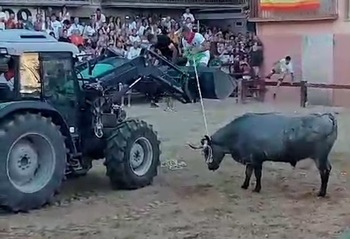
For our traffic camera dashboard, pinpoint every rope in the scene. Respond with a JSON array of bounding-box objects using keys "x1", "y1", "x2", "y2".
[{"x1": 192, "y1": 58, "x2": 210, "y2": 138}]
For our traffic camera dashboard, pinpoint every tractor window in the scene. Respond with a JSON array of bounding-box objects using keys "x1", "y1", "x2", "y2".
[
  {"x1": 0, "y1": 56, "x2": 16, "y2": 101},
  {"x1": 40, "y1": 53, "x2": 76, "y2": 102},
  {"x1": 40, "y1": 52, "x2": 78, "y2": 126},
  {"x1": 20, "y1": 53, "x2": 40, "y2": 97}
]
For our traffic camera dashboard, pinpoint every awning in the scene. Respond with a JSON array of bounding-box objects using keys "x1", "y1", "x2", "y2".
[{"x1": 260, "y1": 0, "x2": 320, "y2": 11}]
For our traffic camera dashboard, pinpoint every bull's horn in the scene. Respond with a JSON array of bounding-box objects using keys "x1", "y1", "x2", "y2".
[{"x1": 187, "y1": 143, "x2": 203, "y2": 149}]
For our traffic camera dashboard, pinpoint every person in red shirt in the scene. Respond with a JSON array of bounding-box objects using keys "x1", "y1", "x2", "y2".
[
  {"x1": 5, "y1": 13, "x2": 16, "y2": 29},
  {"x1": 69, "y1": 30, "x2": 84, "y2": 46}
]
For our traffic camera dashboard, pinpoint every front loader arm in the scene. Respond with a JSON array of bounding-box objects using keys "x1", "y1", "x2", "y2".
[{"x1": 97, "y1": 50, "x2": 196, "y2": 104}]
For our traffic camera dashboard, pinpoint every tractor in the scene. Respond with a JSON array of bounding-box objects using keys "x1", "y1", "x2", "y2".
[{"x1": 0, "y1": 30, "x2": 235, "y2": 212}]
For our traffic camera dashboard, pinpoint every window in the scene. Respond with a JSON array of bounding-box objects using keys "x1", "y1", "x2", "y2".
[
  {"x1": 235, "y1": 21, "x2": 243, "y2": 26},
  {"x1": 40, "y1": 53, "x2": 76, "y2": 102},
  {"x1": 20, "y1": 53, "x2": 40, "y2": 96},
  {"x1": 40, "y1": 52, "x2": 78, "y2": 125}
]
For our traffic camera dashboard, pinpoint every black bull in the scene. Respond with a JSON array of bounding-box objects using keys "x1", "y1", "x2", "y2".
[{"x1": 189, "y1": 112, "x2": 338, "y2": 197}]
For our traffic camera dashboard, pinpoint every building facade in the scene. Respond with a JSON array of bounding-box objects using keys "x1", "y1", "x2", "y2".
[{"x1": 249, "y1": 0, "x2": 350, "y2": 107}]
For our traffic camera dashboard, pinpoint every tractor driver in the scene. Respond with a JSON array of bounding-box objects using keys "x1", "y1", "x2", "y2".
[
  {"x1": 181, "y1": 26, "x2": 210, "y2": 67},
  {"x1": 0, "y1": 57, "x2": 15, "y2": 91},
  {"x1": 147, "y1": 30, "x2": 178, "y2": 63}
]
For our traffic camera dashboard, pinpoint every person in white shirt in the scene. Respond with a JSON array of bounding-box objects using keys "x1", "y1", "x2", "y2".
[
  {"x1": 181, "y1": 26, "x2": 210, "y2": 67},
  {"x1": 129, "y1": 29, "x2": 141, "y2": 43},
  {"x1": 0, "y1": 12, "x2": 6, "y2": 30},
  {"x1": 68, "y1": 17, "x2": 84, "y2": 37},
  {"x1": 266, "y1": 55, "x2": 295, "y2": 99},
  {"x1": 95, "y1": 8, "x2": 106, "y2": 29},
  {"x1": 183, "y1": 8, "x2": 195, "y2": 23},
  {"x1": 50, "y1": 14, "x2": 62, "y2": 39},
  {"x1": 126, "y1": 41, "x2": 142, "y2": 60},
  {"x1": 59, "y1": 5, "x2": 70, "y2": 22}
]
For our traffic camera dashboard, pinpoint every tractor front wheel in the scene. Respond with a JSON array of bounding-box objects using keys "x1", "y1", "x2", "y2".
[
  {"x1": 0, "y1": 113, "x2": 66, "y2": 212},
  {"x1": 105, "y1": 119, "x2": 160, "y2": 189}
]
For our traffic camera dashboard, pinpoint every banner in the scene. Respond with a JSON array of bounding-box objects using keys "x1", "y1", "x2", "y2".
[{"x1": 260, "y1": 0, "x2": 321, "y2": 11}]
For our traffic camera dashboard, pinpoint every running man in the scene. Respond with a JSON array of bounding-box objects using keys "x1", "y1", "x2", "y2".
[
  {"x1": 266, "y1": 55, "x2": 294, "y2": 99},
  {"x1": 181, "y1": 26, "x2": 210, "y2": 67}
]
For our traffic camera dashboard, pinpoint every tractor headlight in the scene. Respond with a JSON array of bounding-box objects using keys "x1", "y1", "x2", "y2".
[{"x1": 0, "y1": 48, "x2": 8, "y2": 55}]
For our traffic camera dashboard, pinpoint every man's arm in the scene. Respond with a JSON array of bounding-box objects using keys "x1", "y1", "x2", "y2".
[{"x1": 168, "y1": 42, "x2": 178, "y2": 62}]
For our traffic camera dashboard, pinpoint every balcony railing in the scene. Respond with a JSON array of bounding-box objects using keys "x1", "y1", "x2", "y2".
[
  {"x1": 248, "y1": 0, "x2": 338, "y2": 21},
  {"x1": 1, "y1": 0, "x2": 90, "y2": 6},
  {"x1": 101, "y1": 0, "x2": 247, "y2": 8}
]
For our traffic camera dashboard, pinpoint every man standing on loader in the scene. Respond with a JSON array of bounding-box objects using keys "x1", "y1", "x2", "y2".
[{"x1": 181, "y1": 26, "x2": 210, "y2": 67}]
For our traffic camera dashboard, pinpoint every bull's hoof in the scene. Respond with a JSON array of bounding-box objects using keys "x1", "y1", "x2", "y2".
[
  {"x1": 241, "y1": 184, "x2": 249, "y2": 190},
  {"x1": 252, "y1": 187, "x2": 261, "y2": 193},
  {"x1": 317, "y1": 191, "x2": 326, "y2": 197}
]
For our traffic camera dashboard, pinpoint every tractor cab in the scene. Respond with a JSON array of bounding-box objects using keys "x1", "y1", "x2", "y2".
[{"x1": 0, "y1": 30, "x2": 80, "y2": 126}]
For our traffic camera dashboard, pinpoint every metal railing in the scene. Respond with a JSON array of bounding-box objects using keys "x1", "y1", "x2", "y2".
[
  {"x1": 101, "y1": 0, "x2": 247, "y2": 7},
  {"x1": 249, "y1": 0, "x2": 338, "y2": 21}
]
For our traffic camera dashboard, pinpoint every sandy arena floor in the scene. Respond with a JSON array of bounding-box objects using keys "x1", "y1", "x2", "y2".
[{"x1": 0, "y1": 99, "x2": 350, "y2": 239}]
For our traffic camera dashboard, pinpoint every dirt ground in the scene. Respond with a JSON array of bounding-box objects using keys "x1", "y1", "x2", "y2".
[{"x1": 1, "y1": 99, "x2": 350, "y2": 239}]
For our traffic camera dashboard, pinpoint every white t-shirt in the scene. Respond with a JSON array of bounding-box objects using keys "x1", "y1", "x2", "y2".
[
  {"x1": 127, "y1": 47, "x2": 142, "y2": 60},
  {"x1": 84, "y1": 25, "x2": 96, "y2": 37},
  {"x1": 129, "y1": 35, "x2": 141, "y2": 43},
  {"x1": 278, "y1": 58, "x2": 294, "y2": 73},
  {"x1": 183, "y1": 13, "x2": 195, "y2": 22},
  {"x1": 137, "y1": 26, "x2": 145, "y2": 36},
  {"x1": 50, "y1": 20, "x2": 62, "y2": 38},
  {"x1": 68, "y1": 24, "x2": 84, "y2": 36},
  {"x1": 0, "y1": 12, "x2": 6, "y2": 30},
  {"x1": 129, "y1": 21, "x2": 137, "y2": 30},
  {"x1": 181, "y1": 32, "x2": 210, "y2": 59}
]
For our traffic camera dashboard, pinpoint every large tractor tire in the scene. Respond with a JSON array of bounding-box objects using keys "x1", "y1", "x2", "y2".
[
  {"x1": 0, "y1": 113, "x2": 66, "y2": 212},
  {"x1": 105, "y1": 119, "x2": 160, "y2": 189}
]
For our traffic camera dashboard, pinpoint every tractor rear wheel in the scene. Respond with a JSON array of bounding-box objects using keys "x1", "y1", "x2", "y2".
[
  {"x1": 0, "y1": 113, "x2": 66, "y2": 212},
  {"x1": 105, "y1": 119, "x2": 160, "y2": 189}
]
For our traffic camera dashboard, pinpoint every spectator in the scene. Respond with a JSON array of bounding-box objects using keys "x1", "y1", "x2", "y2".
[
  {"x1": 58, "y1": 29, "x2": 70, "y2": 43},
  {"x1": 250, "y1": 42, "x2": 263, "y2": 77},
  {"x1": 6, "y1": 13, "x2": 16, "y2": 29},
  {"x1": 183, "y1": 7, "x2": 195, "y2": 23},
  {"x1": 95, "y1": 8, "x2": 106, "y2": 29},
  {"x1": 148, "y1": 32, "x2": 178, "y2": 62},
  {"x1": 34, "y1": 13, "x2": 44, "y2": 31},
  {"x1": 0, "y1": 11, "x2": 5, "y2": 30},
  {"x1": 50, "y1": 14, "x2": 62, "y2": 39},
  {"x1": 129, "y1": 28, "x2": 141, "y2": 43},
  {"x1": 112, "y1": 40, "x2": 127, "y2": 57},
  {"x1": 24, "y1": 16, "x2": 34, "y2": 30},
  {"x1": 126, "y1": 41, "x2": 142, "y2": 60},
  {"x1": 68, "y1": 17, "x2": 84, "y2": 37},
  {"x1": 59, "y1": 5, "x2": 70, "y2": 22},
  {"x1": 0, "y1": 6, "x2": 262, "y2": 70},
  {"x1": 70, "y1": 29, "x2": 84, "y2": 46}
]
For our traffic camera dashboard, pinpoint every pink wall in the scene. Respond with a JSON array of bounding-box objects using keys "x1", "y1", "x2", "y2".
[
  {"x1": 257, "y1": 30, "x2": 350, "y2": 107},
  {"x1": 332, "y1": 34, "x2": 350, "y2": 107}
]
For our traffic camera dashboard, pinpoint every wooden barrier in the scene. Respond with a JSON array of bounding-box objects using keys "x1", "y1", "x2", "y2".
[
  {"x1": 259, "y1": 80, "x2": 350, "y2": 108},
  {"x1": 221, "y1": 62, "x2": 350, "y2": 107}
]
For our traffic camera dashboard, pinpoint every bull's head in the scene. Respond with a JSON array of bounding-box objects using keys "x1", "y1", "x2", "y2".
[{"x1": 188, "y1": 135, "x2": 226, "y2": 171}]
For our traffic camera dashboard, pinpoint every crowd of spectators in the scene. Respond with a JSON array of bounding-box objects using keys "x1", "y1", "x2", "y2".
[{"x1": 0, "y1": 6, "x2": 264, "y2": 76}]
